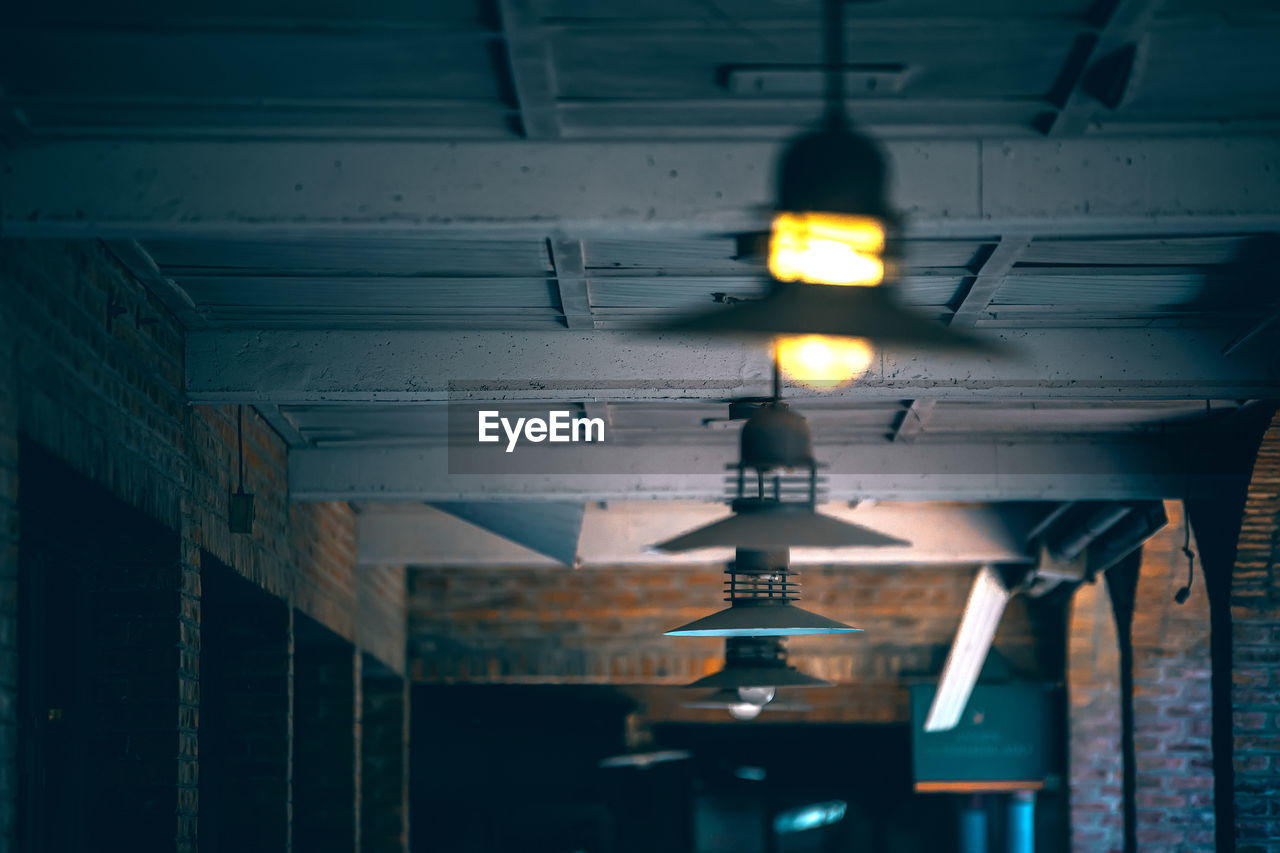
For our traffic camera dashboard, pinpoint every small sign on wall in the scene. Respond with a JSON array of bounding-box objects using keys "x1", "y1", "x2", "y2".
[{"x1": 909, "y1": 683, "x2": 1051, "y2": 793}]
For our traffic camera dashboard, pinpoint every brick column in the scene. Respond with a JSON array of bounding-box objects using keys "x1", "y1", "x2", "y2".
[
  {"x1": 361, "y1": 662, "x2": 410, "y2": 853},
  {"x1": 1067, "y1": 501, "x2": 1217, "y2": 852},
  {"x1": 295, "y1": 614, "x2": 361, "y2": 852},
  {"x1": 1229, "y1": 411, "x2": 1280, "y2": 851},
  {"x1": 200, "y1": 556, "x2": 291, "y2": 852}
]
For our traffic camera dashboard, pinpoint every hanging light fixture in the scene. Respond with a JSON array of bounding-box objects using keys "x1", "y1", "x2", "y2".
[
  {"x1": 651, "y1": 398, "x2": 908, "y2": 554},
  {"x1": 686, "y1": 637, "x2": 830, "y2": 704},
  {"x1": 683, "y1": 687, "x2": 811, "y2": 721},
  {"x1": 654, "y1": 0, "x2": 999, "y2": 386},
  {"x1": 665, "y1": 548, "x2": 860, "y2": 636}
]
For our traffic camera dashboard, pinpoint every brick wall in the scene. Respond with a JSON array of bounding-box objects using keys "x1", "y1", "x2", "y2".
[
  {"x1": 1067, "y1": 500, "x2": 1216, "y2": 852},
  {"x1": 1231, "y1": 411, "x2": 1280, "y2": 852},
  {"x1": 407, "y1": 562, "x2": 1042, "y2": 723},
  {"x1": 293, "y1": 502, "x2": 408, "y2": 676},
  {"x1": 0, "y1": 240, "x2": 409, "y2": 852}
]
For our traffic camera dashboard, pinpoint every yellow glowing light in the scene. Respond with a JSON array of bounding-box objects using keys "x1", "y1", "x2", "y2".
[
  {"x1": 768, "y1": 213, "x2": 886, "y2": 286},
  {"x1": 775, "y1": 335, "x2": 874, "y2": 388}
]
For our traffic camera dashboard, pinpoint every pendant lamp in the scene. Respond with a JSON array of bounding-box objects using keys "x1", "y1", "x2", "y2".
[
  {"x1": 652, "y1": 0, "x2": 1001, "y2": 384},
  {"x1": 650, "y1": 399, "x2": 908, "y2": 554},
  {"x1": 688, "y1": 636, "x2": 831, "y2": 693}
]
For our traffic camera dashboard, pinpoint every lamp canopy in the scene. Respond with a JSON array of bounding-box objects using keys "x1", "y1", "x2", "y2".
[
  {"x1": 777, "y1": 121, "x2": 894, "y2": 223},
  {"x1": 740, "y1": 402, "x2": 813, "y2": 469}
]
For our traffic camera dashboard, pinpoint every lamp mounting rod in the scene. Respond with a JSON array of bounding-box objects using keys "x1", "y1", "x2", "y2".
[{"x1": 824, "y1": 0, "x2": 846, "y2": 125}]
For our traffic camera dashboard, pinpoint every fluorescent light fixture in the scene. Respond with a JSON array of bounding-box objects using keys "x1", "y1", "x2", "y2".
[
  {"x1": 922, "y1": 565, "x2": 1010, "y2": 733},
  {"x1": 773, "y1": 801, "x2": 848, "y2": 835}
]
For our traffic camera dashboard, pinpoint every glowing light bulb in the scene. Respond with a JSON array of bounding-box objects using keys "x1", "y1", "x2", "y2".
[
  {"x1": 775, "y1": 335, "x2": 874, "y2": 388},
  {"x1": 729, "y1": 703, "x2": 764, "y2": 721},
  {"x1": 737, "y1": 686, "x2": 776, "y2": 706},
  {"x1": 769, "y1": 213, "x2": 885, "y2": 286}
]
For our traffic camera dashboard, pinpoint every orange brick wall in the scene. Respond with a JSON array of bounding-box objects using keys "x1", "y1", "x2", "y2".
[{"x1": 408, "y1": 562, "x2": 1043, "y2": 723}]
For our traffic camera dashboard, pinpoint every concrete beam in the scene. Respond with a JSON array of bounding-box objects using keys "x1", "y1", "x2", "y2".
[
  {"x1": 357, "y1": 502, "x2": 1034, "y2": 567},
  {"x1": 5, "y1": 137, "x2": 1280, "y2": 239},
  {"x1": 292, "y1": 435, "x2": 1238, "y2": 502},
  {"x1": 187, "y1": 328, "x2": 1280, "y2": 404}
]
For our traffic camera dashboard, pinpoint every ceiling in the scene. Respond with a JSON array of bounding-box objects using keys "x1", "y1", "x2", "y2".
[{"x1": 2, "y1": 0, "x2": 1280, "y2": 520}]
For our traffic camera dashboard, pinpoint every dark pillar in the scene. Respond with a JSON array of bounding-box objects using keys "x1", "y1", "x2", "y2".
[
  {"x1": 295, "y1": 613, "x2": 360, "y2": 852},
  {"x1": 200, "y1": 556, "x2": 291, "y2": 852},
  {"x1": 18, "y1": 444, "x2": 184, "y2": 852},
  {"x1": 361, "y1": 658, "x2": 410, "y2": 853}
]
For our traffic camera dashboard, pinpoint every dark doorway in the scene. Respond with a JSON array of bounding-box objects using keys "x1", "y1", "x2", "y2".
[
  {"x1": 200, "y1": 552, "x2": 290, "y2": 852},
  {"x1": 17, "y1": 441, "x2": 181, "y2": 853},
  {"x1": 410, "y1": 685, "x2": 956, "y2": 853}
]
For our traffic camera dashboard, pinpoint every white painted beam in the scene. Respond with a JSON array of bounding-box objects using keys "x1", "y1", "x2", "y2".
[
  {"x1": 356, "y1": 502, "x2": 1034, "y2": 568},
  {"x1": 292, "y1": 436, "x2": 1232, "y2": 502},
  {"x1": 5, "y1": 137, "x2": 1280, "y2": 239},
  {"x1": 186, "y1": 328, "x2": 1280, "y2": 404},
  {"x1": 1045, "y1": 0, "x2": 1161, "y2": 137}
]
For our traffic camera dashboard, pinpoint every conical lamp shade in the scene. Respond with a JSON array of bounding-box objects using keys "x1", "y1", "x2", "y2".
[
  {"x1": 670, "y1": 594, "x2": 860, "y2": 635},
  {"x1": 683, "y1": 688, "x2": 811, "y2": 713},
  {"x1": 652, "y1": 504, "x2": 908, "y2": 553},
  {"x1": 666, "y1": 600, "x2": 859, "y2": 637},
  {"x1": 658, "y1": 283, "x2": 1000, "y2": 352},
  {"x1": 688, "y1": 665, "x2": 830, "y2": 691}
]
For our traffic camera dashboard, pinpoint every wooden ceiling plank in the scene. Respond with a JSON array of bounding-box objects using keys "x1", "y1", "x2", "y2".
[
  {"x1": 950, "y1": 236, "x2": 1033, "y2": 327},
  {"x1": 548, "y1": 237, "x2": 595, "y2": 329}
]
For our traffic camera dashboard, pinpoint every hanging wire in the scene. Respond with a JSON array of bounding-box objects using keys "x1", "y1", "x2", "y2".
[
  {"x1": 1173, "y1": 401, "x2": 1210, "y2": 604},
  {"x1": 823, "y1": 0, "x2": 846, "y2": 126},
  {"x1": 1174, "y1": 513, "x2": 1195, "y2": 605}
]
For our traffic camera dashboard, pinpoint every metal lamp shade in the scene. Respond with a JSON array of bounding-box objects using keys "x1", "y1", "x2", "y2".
[
  {"x1": 688, "y1": 664, "x2": 830, "y2": 691},
  {"x1": 653, "y1": 122, "x2": 1002, "y2": 354},
  {"x1": 684, "y1": 688, "x2": 811, "y2": 713},
  {"x1": 658, "y1": 283, "x2": 1000, "y2": 352},
  {"x1": 651, "y1": 503, "x2": 908, "y2": 553},
  {"x1": 666, "y1": 599, "x2": 859, "y2": 637}
]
